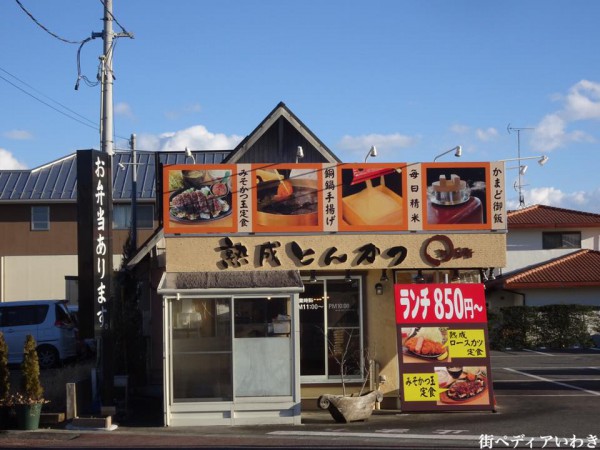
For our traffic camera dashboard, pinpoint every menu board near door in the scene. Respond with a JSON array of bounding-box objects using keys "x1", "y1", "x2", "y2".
[{"x1": 394, "y1": 283, "x2": 495, "y2": 412}]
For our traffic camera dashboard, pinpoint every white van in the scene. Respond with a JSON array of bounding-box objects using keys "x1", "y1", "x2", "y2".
[{"x1": 0, "y1": 300, "x2": 77, "y2": 369}]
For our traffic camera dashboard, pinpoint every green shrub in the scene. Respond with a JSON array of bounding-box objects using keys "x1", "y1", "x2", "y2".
[
  {"x1": 20, "y1": 335, "x2": 44, "y2": 403},
  {"x1": 488, "y1": 305, "x2": 599, "y2": 350}
]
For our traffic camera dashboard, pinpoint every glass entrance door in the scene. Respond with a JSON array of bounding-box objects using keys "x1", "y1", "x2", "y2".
[
  {"x1": 233, "y1": 296, "x2": 292, "y2": 397},
  {"x1": 170, "y1": 298, "x2": 232, "y2": 402}
]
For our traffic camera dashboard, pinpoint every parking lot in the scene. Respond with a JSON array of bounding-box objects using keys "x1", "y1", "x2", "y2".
[
  {"x1": 288, "y1": 348, "x2": 600, "y2": 448},
  {"x1": 2, "y1": 348, "x2": 599, "y2": 449}
]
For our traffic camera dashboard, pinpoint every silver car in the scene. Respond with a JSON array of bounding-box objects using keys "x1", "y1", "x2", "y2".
[{"x1": 0, "y1": 300, "x2": 78, "y2": 369}]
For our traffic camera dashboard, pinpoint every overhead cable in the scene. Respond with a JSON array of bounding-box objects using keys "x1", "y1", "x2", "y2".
[
  {"x1": 0, "y1": 66, "x2": 130, "y2": 141},
  {"x1": 98, "y1": 0, "x2": 132, "y2": 36},
  {"x1": 14, "y1": 0, "x2": 84, "y2": 44},
  {"x1": 0, "y1": 65, "x2": 96, "y2": 127},
  {"x1": 0, "y1": 72, "x2": 98, "y2": 131},
  {"x1": 76, "y1": 37, "x2": 101, "y2": 89}
]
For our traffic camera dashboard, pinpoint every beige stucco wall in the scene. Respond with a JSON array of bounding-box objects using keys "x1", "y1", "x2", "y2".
[
  {"x1": 363, "y1": 269, "x2": 401, "y2": 403},
  {"x1": 165, "y1": 232, "x2": 506, "y2": 272},
  {"x1": 165, "y1": 231, "x2": 505, "y2": 408}
]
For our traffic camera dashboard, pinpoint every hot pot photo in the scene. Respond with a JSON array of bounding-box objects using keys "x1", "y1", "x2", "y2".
[{"x1": 255, "y1": 168, "x2": 319, "y2": 227}]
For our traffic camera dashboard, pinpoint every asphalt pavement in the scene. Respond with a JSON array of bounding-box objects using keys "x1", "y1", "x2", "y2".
[{"x1": 1, "y1": 349, "x2": 599, "y2": 449}]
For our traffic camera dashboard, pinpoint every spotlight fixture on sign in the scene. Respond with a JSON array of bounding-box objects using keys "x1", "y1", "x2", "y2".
[
  {"x1": 375, "y1": 283, "x2": 384, "y2": 296},
  {"x1": 500, "y1": 154, "x2": 549, "y2": 208},
  {"x1": 506, "y1": 164, "x2": 528, "y2": 175},
  {"x1": 309, "y1": 270, "x2": 317, "y2": 283},
  {"x1": 433, "y1": 145, "x2": 462, "y2": 162},
  {"x1": 364, "y1": 145, "x2": 377, "y2": 163},
  {"x1": 296, "y1": 146, "x2": 304, "y2": 163},
  {"x1": 500, "y1": 155, "x2": 549, "y2": 166},
  {"x1": 184, "y1": 147, "x2": 196, "y2": 164}
]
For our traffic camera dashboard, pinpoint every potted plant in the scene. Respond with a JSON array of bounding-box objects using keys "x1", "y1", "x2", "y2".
[
  {"x1": 13, "y1": 334, "x2": 47, "y2": 430},
  {"x1": 0, "y1": 331, "x2": 12, "y2": 429},
  {"x1": 317, "y1": 329, "x2": 382, "y2": 423}
]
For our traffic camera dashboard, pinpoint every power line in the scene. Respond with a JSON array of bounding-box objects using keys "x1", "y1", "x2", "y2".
[
  {"x1": 14, "y1": 0, "x2": 84, "y2": 44},
  {"x1": 0, "y1": 66, "x2": 97, "y2": 127},
  {"x1": 98, "y1": 0, "x2": 131, "y2": 35},
  {"x1": 0, "y1": 65, "x2": 133, "y2": 142},
  {"x1": 0, "y1": 71, "x2": 99, "y2": 132}
]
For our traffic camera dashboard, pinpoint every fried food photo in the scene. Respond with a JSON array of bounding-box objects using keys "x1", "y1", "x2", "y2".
[{"x1": 405, "y1": 335, "x2": 445, "y2": 356}]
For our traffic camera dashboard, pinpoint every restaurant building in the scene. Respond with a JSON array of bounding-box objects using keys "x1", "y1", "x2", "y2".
[{"x1": 145, "y1": 103, "x2": 507, "y2": 425}]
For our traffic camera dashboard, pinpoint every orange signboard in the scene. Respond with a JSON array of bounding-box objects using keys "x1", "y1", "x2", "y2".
[{"x1": 162, "y1": 162, "x2": 505, "y2": 235}]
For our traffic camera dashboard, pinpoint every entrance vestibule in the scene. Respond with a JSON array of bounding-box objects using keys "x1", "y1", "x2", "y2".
[{"x1": 163, "y1": 292, "x2": 300, "y2": 426}]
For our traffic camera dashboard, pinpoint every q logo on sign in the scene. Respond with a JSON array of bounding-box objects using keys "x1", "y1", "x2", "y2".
[{"x1": 422, "y1": 235, "x2": 474, "y2": 267}]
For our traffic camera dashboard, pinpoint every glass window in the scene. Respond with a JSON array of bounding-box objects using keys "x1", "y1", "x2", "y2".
[
  {"x1": 300, "y1": 277, "x2": 363, "y2": 381},
  {"x1": 171, "y1": 298, "x2": 232, "y2": 402},
  {"x1": 31, "y1": 206, "x2": 49, "y2": 231},
  {"x1": 234, "y1": 297, "x2": 289, "y2": 338},
  {"x1": 542, "y1": 232, "x2": 581, "y2": 249},
  {"x1": 113, "y1": 204, "x2": 154, "y2": 229},
  {"x1": 396, "y1": 270, "x2": 483, "y2": 284},
  {"x1": 1, "y1": 305, "x2": 48, "y2": 326}
]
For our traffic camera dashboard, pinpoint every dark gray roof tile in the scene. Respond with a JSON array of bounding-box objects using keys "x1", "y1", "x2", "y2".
[{"x1": 0, "y1": 150, "x2": 231, "y2": 202}]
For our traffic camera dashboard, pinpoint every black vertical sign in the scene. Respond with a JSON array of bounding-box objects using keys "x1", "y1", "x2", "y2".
[{"x1": 77, "y1": 150, "x2": 113, "y2": 339}]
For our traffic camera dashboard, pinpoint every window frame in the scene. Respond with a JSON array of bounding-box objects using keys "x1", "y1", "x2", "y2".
[
  {"x1": 542, "y1": 231, "x2": 582, "y2": 250},
  {"x1": 31, "y1": 205, "x2": 50, "y2": 231},
  {"x1": 113, "y1": 203, "x2": 154, "y2": 230},
  {"x1": 299, "y1": 275, "x2": 364, "y2": 384}
]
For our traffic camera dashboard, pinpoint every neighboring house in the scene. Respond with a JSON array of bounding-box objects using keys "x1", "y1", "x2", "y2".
[
  {"x1": 0, "y1": 150, "x2": 230, "y2": 303},
  {"x1": 0, "y1": 101, "x2": 340, "y2": 387},
  {"x1": 486, "y1": 205, "x2": 600, "y2": 308}
]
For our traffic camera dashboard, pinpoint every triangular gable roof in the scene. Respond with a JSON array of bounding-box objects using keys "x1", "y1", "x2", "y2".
[
  {"x1": 224, "y1": 102, "x2": 341, "y2": 164},
  {"x1": 486, "y1": 249, "x2": 600, "y2": 289},
  {"x1": 508, "y1": 204, "x2": 600, "y2": 229}
]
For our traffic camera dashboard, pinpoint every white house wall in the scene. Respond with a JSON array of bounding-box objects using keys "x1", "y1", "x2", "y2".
[
  {"x1": 505, "y1": 227, "x2": 600, "y2": 273},
  {"x1": 523, "y1": 288, "x2": 600, "y2": 307},
  {"x1": 1, "y1": 255, "x2": 125, "y2": 302}
]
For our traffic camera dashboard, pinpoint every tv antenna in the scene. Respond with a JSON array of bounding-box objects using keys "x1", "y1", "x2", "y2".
[{"x1": 507, "y1": 124, "x2": 534, "y2": 207}]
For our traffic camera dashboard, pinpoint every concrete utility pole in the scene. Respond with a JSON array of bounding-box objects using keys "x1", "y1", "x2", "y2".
[
  {"x1": 91, "y1": 0, "x2": 133, "y2": 412},
  {"x1": 101, "y1": 0, "x2": 114, "y2": 156},
  {"x1": 130, "y1": 133, "x2": 137, "y2": 250}
]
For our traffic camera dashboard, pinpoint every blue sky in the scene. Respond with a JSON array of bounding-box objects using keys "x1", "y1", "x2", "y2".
[{"x1": 1, "y1": 1, "x2": 599, "y2": 212}]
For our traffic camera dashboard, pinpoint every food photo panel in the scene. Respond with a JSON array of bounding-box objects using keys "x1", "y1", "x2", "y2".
[
  {"x1": 163, "y1": 165, "x2": 237, "y2": 234},
  {"x1": 252, "y1": 164, "x2": 323, "y2": 233},
  {"x1": 435, "y1": 365, "x2": 490, "y2": 406},
  {"x1": 401, "y1": 327, "x2": 449, "y2": 363},
  {"x1": 337, "y1": 164, "x2": 407, "y2": 232}
]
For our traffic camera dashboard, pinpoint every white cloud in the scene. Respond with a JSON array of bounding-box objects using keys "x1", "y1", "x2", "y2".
[
  {"x1": 532, "y1": 80, "x2": 600, "y2": 151},
  {"x1": 0, "y1": 148, "x2": 27, "y2": 170},
  {"x1": 114, "y1": 102, "x2": 134, "y2": 119},
  {"x1": 3, "y1": 129, "x2": 33, "y2": 140},
  {"x1": 450, "y1": 124, "x2": 470, "y2": 134},
  {"x1": 165, "y1": 103, "x2": 202, "y2": 120},
  {"x1": 137, "y1": 124, "x2": 243, "y2": 152},
  {"x1": 507, "y1": 186, "x2": 600, "y2": 214},
  {"x1": 532, "y1": 113, "x2": 593, "y2": 151},
  {"x1": 475, "y1": 127, "x2": 498, "y2": 142},
  {"x1": 562, "y1": 80, "x2": 600, "y2": 121}
]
